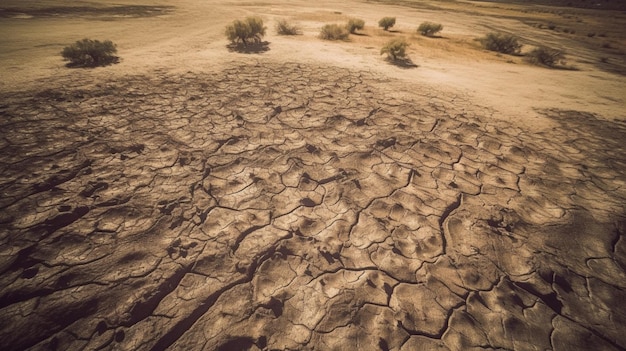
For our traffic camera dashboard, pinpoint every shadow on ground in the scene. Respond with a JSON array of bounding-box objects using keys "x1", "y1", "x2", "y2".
[
  {"x1": 387, "y1": 57, "x2": 418, "y2": 69},
  {"x1": 226, "y1": 41, "x2": 271, "y2": 54}
]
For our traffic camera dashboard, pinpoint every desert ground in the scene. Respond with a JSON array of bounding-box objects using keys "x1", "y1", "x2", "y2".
[{"x1": 1, "y1": 0, "x2": 625, "y2": 350}]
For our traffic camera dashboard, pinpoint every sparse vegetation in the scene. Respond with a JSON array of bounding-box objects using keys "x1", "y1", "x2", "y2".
[
  {"x1": 526, "y1": 46, "x2": 565, "y2": 67},
  {"x1": 418, "y1": 22, "x2": 443, "y2": 37},
  {"x1": 381, "y1": 37, "x2": 409, "y2": 61},
  {"x1": 346, "y1": 18, "x2": 365, "y2": 34},
  {"x1": 275, "y1": 19, "x2": 300, "y2": 35},
  {"x1": 225, "y1": 16, "x2": 266, "y2": 45},
  {"x1": 481, "y1": 32, "x2": 522, "y2": 55},
  {"x1": 320, "y1": 24, "x2": 350, "y2": 41},
  {"x1": 378, "y1": 17, "x2": 396, "y2": 31},
  {"x1": 61, "y1": 39, "x2": 118, "y2": 67}
]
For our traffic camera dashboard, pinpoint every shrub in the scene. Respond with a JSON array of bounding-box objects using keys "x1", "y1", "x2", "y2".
[
  {"x1": 225, "y1": 16, "x2": 266, "y2": 45},
  {"x1": 481, "y1": 32, "x2": 522, "y2": 55},
  {"x1": 61, "y1": 39, "x2": 118, "y2": 67},
  {"x1": 526, "y1": 46, "x2": 565, "y2": 67},
  {"x1": 275, "y1": 19, "x2": 300, "y2": 35},
  {"x1": 418, "y1": 22, "x2": 443, "y2": 37},
  {"x1": 381, "y1": 38, "x2": 409, "y2": 61},
  {"x1": 346, "y1": 18, "x2": 365, "y2": 34},
  {"x1": 378, "y1": 17, "x2": 396, "y2": 31},
  {"x1": 320, "y1": 24, "x2": 350, "y2": 41}
]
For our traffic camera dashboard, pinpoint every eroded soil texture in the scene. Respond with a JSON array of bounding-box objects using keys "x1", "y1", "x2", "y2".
[{"x1": 1, "y1": 62, "x2": 625, "y2": 350}]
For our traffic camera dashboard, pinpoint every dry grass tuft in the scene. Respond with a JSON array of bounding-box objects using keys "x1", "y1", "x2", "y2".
[{"x1": 320, "y1": 24, "x2": 350, "y2": 41}]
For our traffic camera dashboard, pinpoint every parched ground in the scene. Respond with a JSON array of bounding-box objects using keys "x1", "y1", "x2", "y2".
[
  {"x1": 1, "y1": 0, "x2": 626, "y2": 350},
  {"x1": 1, "y1": 61, "x2": 625, "y2": 351}
]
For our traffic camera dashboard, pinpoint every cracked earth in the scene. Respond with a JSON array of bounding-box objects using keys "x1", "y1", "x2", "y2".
[{"x1": 1, "y1": 61, "x2": 625, "y2": 351}]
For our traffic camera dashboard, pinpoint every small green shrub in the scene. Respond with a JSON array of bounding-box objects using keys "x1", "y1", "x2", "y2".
[
  {"x1": 61, "y1": 39, "x2": 118, "y2": 67},
  {"x1": 418, "y1": 22, "x2": 443, "y2": 37},
  {"x1": 225, "y1": 16, "x2": 266, "y2": 45},
  {"x1": 346, "y1": 18, "x2": 365, "y2": 34},
  {"x1": 381, "y1": 38, "x2": 409, "y2": 61},
  {"x1": 481, "y1": 32, "x2": 522, "y2": 55},
  {"x1": 378, "y1": 17, "x2": 396, "y2": 31},
  {"x1": 526, "y1": 46, "x2": 565, "y2": 67},
  {"x1": 275, "y1": 19, "x2": 300, "y2": 35},
  {"x1": 320, "y1": 24, "x2": 350, "y2": 41}
]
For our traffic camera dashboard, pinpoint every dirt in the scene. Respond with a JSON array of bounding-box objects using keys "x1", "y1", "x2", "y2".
[{"x1": 0, "y1": 0, "x2": 625, "y2": 350}]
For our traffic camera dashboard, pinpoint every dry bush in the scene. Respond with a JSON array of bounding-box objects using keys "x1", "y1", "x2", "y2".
[
  {"x1": 381, "y1": 38, "x2": 409, "y2": 61},
  {"x1": 418, "y1": 22, "x2": 443, "y2": 37},
  {"x1": 61, "y1": 39, "x2": 118, "y2": 67},
  {"x1": 320, "y1": 24, "x2": 350, "y2": 41},
  {"x1": 346, "y1": 18, "x2": 365, "y2": 34},
  {"x1": 481, "y1": 32, "x2": 522, "y2": 55},
  {"x1": 275, "y1": 19, "x2": 300, "y2": 35},
  {"x1": 378, "y1": 17, "x2": 396, "y2": 31},
  {"x1": 225, "y1": 16, "x2": 266, "y2": 45},
  {"x1": 526, "y1": 46, "x2": 565, "y2": 67}
]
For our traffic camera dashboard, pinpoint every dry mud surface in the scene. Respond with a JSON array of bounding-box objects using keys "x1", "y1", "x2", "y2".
[{"x1": 1, "y1": 61, "x2": 625, "y2": 350}]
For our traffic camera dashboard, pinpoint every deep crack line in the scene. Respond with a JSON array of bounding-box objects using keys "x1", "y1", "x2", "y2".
[
  {"x1": 438, "y1": 193, "x2": 463, "y2": 256},
  {"x1": 148, "y1": 233, "x2": 294, "y2": 351}
]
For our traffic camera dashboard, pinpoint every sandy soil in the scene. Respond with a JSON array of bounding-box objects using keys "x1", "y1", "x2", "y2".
[
  {"x1": 0, "y1": 0, "x2": 625, "y2": 350},
  {"x1": 1, "y1": 0, "x2": 625, "y2": 124}
]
